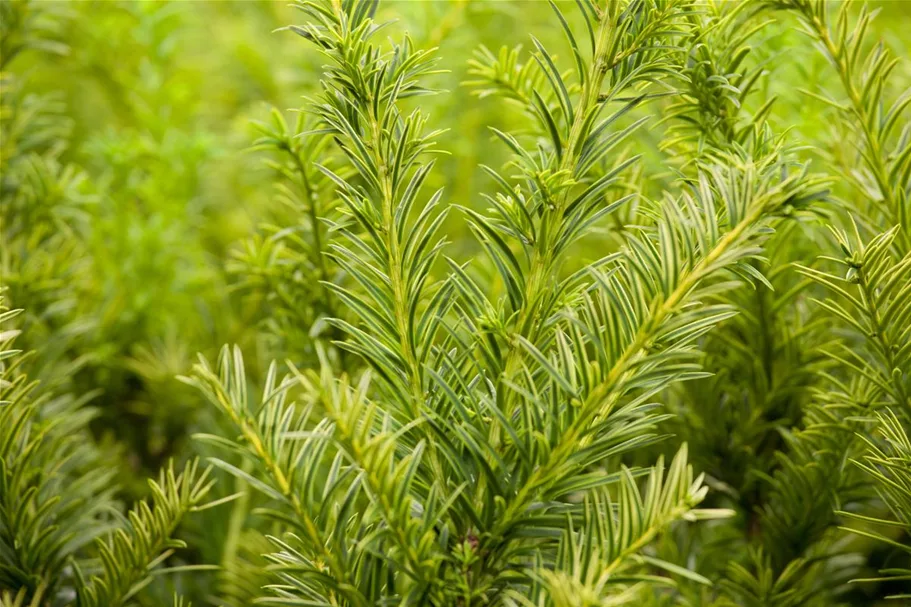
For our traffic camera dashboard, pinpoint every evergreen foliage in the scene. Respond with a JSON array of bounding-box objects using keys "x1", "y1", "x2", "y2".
[{"x1": 1, "y1": 0, "x2": 909, "y2": 605}]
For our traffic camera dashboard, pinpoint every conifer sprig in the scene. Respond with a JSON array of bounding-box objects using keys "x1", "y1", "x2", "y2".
[
  {"x1": 75, "y1": 461, "x2": 217, "y2": 607},
  {"x1": 4, "y1": 0, "x2": 911, "y2": 604},
  {"x1": 287, "y1": 0, "x2": 450, "y2": 420},
  {"x1": 839, "y1": 409, "x2": 911, "y2": 600},
  {"x1": 0, "y1": 306, "x2": 115, "y2": 602},
  {"x1": 773, "y1": 0, "x2": 911, "y2": 251}
]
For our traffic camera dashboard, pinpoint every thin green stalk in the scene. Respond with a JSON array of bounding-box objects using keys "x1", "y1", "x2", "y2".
[
  {"x1": 371, "y1": 114, "x2": 425, "y2": 411},
  {"x1": 330, "y1": 407, "x2": 438, "y2": 590},
  {"x1": 497, "y1": 0, "x2": 683, "y2": 397},
  {"x1": 220, "y1": 400, "x2": 360, "y2": 605},
  {"x1": 497, "y1": 9, "x2": 616, "y2": 404},
  {"x1": 322, "y1": 0, "x2": 450, "y2": 494},
  {"x1": 496, "y1": 190, "x2": 771, "y2": 536},
  {"x1": 291, "y1": 150, "x2": 335, "y2": 318},
  {"x1": 288, "y1": 147, "x2": 349, "y2": 369},
  {"x1": 856, "y1": 265, "x2": 910, "y2": 412},
  {"x1": 219, "y1": 465, "x2": 251, "y2": 587},
  {"x1": 806, "y1": 15, "x2": 909, "y2": 252}
]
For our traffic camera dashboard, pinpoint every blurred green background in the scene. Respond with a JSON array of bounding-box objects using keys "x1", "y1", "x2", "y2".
[{"x1": 2, "y1": 0, "x2": 910, "y2": 602}]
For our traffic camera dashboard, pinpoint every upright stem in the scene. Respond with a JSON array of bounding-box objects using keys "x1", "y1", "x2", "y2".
[
  {"x1": 291, "y1": 151, "x2": 335, "y2": 318},
  {"x1": 857, "y1": 266, "x2": 910, "y2": 412},
  {"x1": 370, "y1": 109, "x2": 425, "y2": 413},
  {"x1": 497, "y1": 195, "x2": 768, "y2": 535},
  {"x1": 495, "y1": 0, "x2": 679, "y2": 391},
  {"x1": 322, "y1": 0, "x2": 450, "y2": 493},
  {"x1": 808, "y1": 16, "x2": 909, "y2": 252},
  {"x1": 497, "y1": 13, "x2": 616, "y2": 398},
  {"x1": 287, "y1": 146, "x2": 350, "y2": 370},
  {"x1": 220, "y1": 400, "x2": 358, "y2": 604}
]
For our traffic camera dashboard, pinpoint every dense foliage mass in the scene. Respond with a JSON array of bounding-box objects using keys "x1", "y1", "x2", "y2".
[{"x1": 1, "y1": 0, "x2": 910, "y2": 605}]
